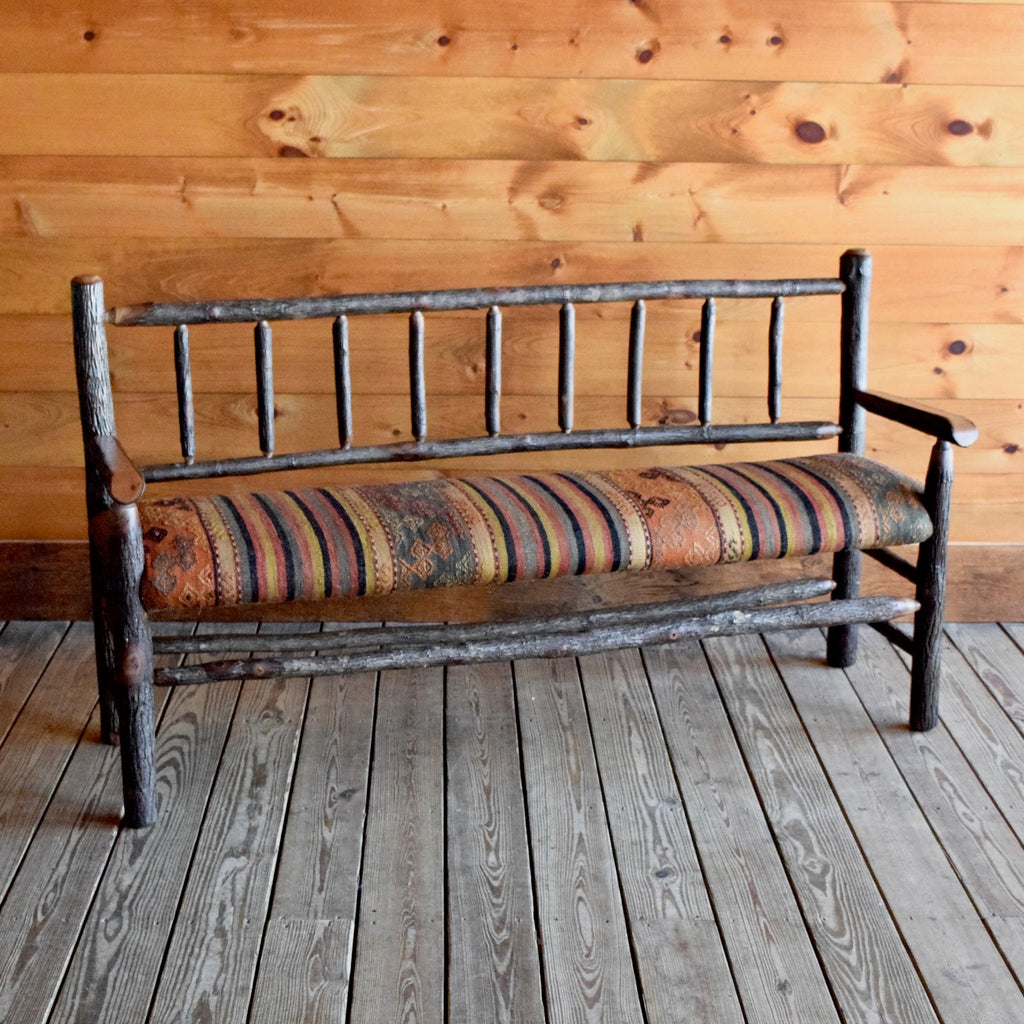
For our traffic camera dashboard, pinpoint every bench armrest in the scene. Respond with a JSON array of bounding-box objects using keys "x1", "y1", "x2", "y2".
[
  {"x1": 855, "y1": 389, "x2": 978, "y2": 447},
  {"x1": 88, "y1": 435, "x2": 146, "y2": 505}
]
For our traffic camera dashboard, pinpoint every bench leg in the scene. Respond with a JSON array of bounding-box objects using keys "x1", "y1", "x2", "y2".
[
  {"x1": 827, "y1": 548, "x2": 862, "y2": 668},
  {"x1": 909, "y1": 440, "x2": 953, "y2": 732},
  {"x1": 89, "y1": 545, "x2": 121, "y2": 745},
  {"x1": 92, "y1": 504, "x2": 158, "y2": 827}
]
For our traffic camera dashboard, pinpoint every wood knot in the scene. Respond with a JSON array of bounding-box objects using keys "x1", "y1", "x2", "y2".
[
  {"x1": 636, "y1": 39, "x2": 660, "y2": 64},
  {"x1": 795, "y1": 121, "x2": 827, "y2": 144}
]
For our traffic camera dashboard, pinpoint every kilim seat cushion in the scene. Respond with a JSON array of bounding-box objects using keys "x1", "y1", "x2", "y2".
[{"x1": 136, "y1": 453, "x2": 932, "y2": 612}]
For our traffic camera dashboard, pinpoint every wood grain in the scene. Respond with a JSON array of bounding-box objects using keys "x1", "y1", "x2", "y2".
[
  {"x1": 0, "y1": 702, "x2": 124, "y2": 1024},
  {"x1": 5, "y1": 157, "x2": 1024, "y2": 246},
  {"x1": 840, "y1": 627, "x2": 1024, "y2": 1014},
  {"x1": 3, "y1": 2, "x2": 1023, "y2": 84},
  {"x1": 948, "y1": 622, "x2": 1024, "y2": 730},
  {"x1": 0, "y1": 624, "x2": 194, "y2": 1024},
  {"x1": 250, "y1": 918, "x2": 354, "y2": 1024},
  {"x1": 3, "y1": 74, "x2": 1022, "y2": 165},
  {"x1": 1, "y1": 611, "x2": 1024, "y2": 1020},
  {"x1": 0, "y1": 623, "x2": 100, "y2": 896},
  {"x1": 514, "y1": 656, "x2": 645, "y2": 1023},
  {"x1": 267, "y1": 670, "x2": 376, "y2": 918},
  {"x1": 445, "y1": 662, "x2": 545, "y2": 1024},
  {"x1": 48, "y1": 625, "x2": 250, "y2": 1024},
  {"x1": 767, "y1": 626, "x2": 1024, "y2": 1024},
  {"x1": 644, "y1": 639, "x2": 843, "y2": 1022},
  {"x1": 0, "y1": 620, "x2": 65, "y2": 740},
  {"x1": 348, "y1": 667, "x2": 445, "y2": 1024},
  {"x1": 248, "y1": 666, "x2": 375, "y2": 1021},
  {"x1": 146, "y1": 661, "x2": 306, "y2": 1024},
  {"x1": 915, "y1": 629, "x2": 1024, "y2": 851},
  {"x1": 703, "y1": 633, "x2": 943, "y2": 1023},
  {"x1": 578, "y1": 649, "x2": 744, "y2": 1023}
]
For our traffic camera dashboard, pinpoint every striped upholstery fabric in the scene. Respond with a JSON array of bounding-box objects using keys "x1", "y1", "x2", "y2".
[{"x1": 136, "y1": 454, "x2": 933, "y2": 612}]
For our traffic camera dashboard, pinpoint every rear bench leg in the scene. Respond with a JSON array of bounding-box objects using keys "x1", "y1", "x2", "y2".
[
  {"x1": 910, "y1": 440, "x2": 953, "y2": 731},
  {"x1": 92, "y1": 504, "x2": 158, "y2": 827},
  {"x1": 827, "y1": 548, "x2": 862, "y2": 668}
]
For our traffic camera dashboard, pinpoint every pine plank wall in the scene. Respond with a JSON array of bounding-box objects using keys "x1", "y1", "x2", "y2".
[{"x1": 0, "y1": 0, "x2": 1021, "y2": 619}]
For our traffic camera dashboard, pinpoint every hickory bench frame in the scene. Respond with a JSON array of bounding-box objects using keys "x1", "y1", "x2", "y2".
[{"x1": 74, "y1": 249, "x2": 977, "y2": 827}]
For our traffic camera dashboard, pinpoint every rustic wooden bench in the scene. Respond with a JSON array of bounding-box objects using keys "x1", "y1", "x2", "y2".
[{"x1": 73, "y1": 249, "x2": 977, "y2": 827}]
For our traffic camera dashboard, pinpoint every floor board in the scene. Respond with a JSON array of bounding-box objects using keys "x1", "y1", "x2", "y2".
[
  {"x1": 446, "y1": 661, "x2": 544, "y2": 1024},
  {"x1": 1, "y1": 621, "x2": 1023, "y2": 1023}
]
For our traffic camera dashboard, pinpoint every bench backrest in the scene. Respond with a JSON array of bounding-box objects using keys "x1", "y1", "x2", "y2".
[{"x1": 73, "y1": 249, "x2": 871, "y2": 490}]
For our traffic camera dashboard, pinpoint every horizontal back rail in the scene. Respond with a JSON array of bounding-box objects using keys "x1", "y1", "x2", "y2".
[{"x1": 109, "y1": 277, "x2": 845, "y2": 327}]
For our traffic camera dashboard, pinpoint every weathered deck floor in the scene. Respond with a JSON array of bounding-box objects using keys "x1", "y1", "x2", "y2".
[{"x1": 2, "y1": 619, "x2": 1024, "y2": 1023}]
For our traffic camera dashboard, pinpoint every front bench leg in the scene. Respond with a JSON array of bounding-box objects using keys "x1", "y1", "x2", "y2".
[
  {"x1": 91, "y1": 503, "x2": 158, "y2": 827},
  {"x1": 909, "y1": 440, "x2": 953, "y2": 731},
  {"x1": 827, "y1": 549, "x2": 863, "y2": 668}
]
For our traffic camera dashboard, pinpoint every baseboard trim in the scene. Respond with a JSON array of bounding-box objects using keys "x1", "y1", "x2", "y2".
[{"x1": 2, "y1": 540, "x2": 1021, "y2": 623}]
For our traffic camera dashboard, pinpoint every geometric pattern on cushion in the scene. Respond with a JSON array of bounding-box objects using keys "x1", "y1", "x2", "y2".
[{"x1": 135, "y1": 453, "x2": 933, "y2": 612}]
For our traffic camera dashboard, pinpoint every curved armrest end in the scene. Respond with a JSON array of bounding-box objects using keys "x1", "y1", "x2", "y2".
[
  {"x1": 856, "y1": 389, "x2": 978, "y2": 447},
  {"x1": 89, "y1": 435, "x2": 146, "y2": 505}
]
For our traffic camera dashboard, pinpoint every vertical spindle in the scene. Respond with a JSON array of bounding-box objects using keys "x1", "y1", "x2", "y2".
[
  {"x1": 485, "y1": 305, "x2": 502, "y2": 437},
  {"x1": 254, "y1": 320, "x2": 274, "y2": 456},
  {"x1": 698, "y1": 297, "x2": 715, "y2": 425},
  {"x1": 627, "y1": 300, "x2": 645, "y2": 429},
  {"x1": 410, "y1": 310, "x2": 427, "y2": 441},
  {"x1": 768, "y1": 296, "x2": 784, "y2": 424},
  {"x1": 559, "y1": 302, "x2": 575, "y2": 432},
  {"x1": 173, "y1": 325, "x2": 196, "y2": 463},
  {"x1": 333, "y1": 316, "x2": 353, "y2": 448}
]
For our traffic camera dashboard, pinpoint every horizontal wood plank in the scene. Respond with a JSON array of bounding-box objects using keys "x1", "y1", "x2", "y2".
[
  {"x1": 1, "y1": 2, "x2": 1022, "y2": 83},
  {"x1": 5, "y1": 158, "x2": 1024, "y2": 246},
  {"x1": 2, "y1": 75, "x2": 1022, "y2": 165}
]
